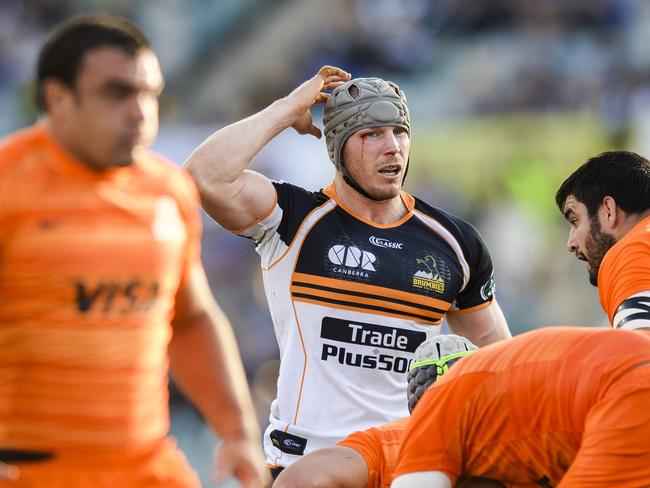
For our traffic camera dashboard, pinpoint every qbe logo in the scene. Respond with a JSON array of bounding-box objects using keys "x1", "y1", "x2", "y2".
[{"x1": 328, "y1": 245, "x2": 377, "y2": 276}]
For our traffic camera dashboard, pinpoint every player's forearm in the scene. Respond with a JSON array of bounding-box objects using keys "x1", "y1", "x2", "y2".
[
  {"x1": 184, "y1": 98, "x2": 297, "y2": 193},
  {"x1": 168, "y1": 308, "x2": 260, "y2": 442},
  {"x1": 447, "y1": 300, "x2": 511, "y2": 347},
  {"x1": 275, "y1": 447, "x2": 368, "y2": 488}
]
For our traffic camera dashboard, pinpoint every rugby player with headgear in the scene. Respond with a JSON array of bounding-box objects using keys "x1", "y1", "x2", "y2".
[{"x1": 185, "y1": 66, "x2": 511, "y2": 478}]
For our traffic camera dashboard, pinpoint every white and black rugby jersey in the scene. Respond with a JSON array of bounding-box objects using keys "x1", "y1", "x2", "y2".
[{"x1": 237, "y1": 181, "x2": 496, "y2": 468}]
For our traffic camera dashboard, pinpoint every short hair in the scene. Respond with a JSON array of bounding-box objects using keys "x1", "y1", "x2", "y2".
[
  {"x1": 36, "y1": 14, "x2": 151, "y2": 111},
  {"x1": 555, "y1": 151, "x2": 650, "y2": 217}
]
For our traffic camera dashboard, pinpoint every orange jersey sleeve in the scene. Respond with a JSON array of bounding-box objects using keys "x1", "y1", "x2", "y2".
[
  {"x1": 337, "y1": 417, "x2": 409, "y2": 488},
  {"x1": 394, "y1": 327, "x2": 650, "y2": 486},
  {"x1": 0, "y1": 124, "x2": 202, "y2": 452},
  {"x1": 598, "y1": 215, "x2": 650, "y2": 327}
]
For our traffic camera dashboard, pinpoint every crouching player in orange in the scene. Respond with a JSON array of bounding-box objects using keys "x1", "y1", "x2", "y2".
[
  {"x1": 274, "y1": 335, "x2": 502, "y2": 488},
  {"x1": 0, "y1": 14, "x2": 264, "y2": 488},
  {"x1": 392, "y1": 327, "x2": 650, "y2": 487}
]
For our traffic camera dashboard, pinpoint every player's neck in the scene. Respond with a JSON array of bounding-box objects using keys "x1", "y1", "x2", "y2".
[
  {"x1": 334, "y1": 177, "x2": 408, "y2": 225},
  {"x1": 617, "y1": 209, "x2": 650, "y2": 239}
]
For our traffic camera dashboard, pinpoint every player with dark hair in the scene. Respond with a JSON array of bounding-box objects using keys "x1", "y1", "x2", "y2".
[
  {"x1": 35, "y1": 14, "x2": 151, "y2": 112},
  {"x1": 274, "y1": 335, "x2": 503, "y2": 488},
  {"x1": 391, "y1": 327, "x2": 650, "y2": 487},
  {"x1": 185, "y1": 66, "x2": 510, "y2": 475},
  {"x1": 0, "y1": 14, "x2": 263, "y2": 487},
  {"x1": 556, "y1": 151, "x2": 650, "y2": 329}
]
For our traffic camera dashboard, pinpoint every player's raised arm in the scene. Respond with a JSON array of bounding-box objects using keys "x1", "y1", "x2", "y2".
[{"x1": 184, "y1": 66, "x2": 350, "y2": 231}]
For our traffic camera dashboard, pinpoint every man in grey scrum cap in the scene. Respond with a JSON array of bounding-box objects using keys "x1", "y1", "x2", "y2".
[{"x1": 184, "y1": 66, "x2": 511, "y2": 479}]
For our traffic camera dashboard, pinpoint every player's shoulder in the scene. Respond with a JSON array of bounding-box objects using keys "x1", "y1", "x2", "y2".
[
  {"x1": 375, "y1": 416, "x2": 410, "y2": 434},
  {"x1": 0, "y1": 125, "x2": 47, "y2": 178},
  {"x1": 136, "y1": 150, "x2": 181, "y2": 177},
  {"x1": 136, "y1": 150, "x2": 198, "y2": 198},
  {"x1": 411, "y1": 194, "x2": 483, "y2": 242},
  {"x1": 272, "y1": 179, "x2": 330, "y2": 203}
]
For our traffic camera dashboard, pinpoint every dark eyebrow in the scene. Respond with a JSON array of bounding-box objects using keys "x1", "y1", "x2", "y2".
[
  {"x1": 101, "y1": 78, "x2": 138, "y2": 93},
  {"x1": 101, "y1": 77, "x2": 164, "y2": 96}
]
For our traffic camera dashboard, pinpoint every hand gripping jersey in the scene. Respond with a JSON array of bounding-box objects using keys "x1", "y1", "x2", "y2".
[
  {"x1": 236, "y1": 181, "x2": 496, "y2": 467},
  {"x1": 394, "y1": 327, "x2": 650, "y2": 487},
  {"x1": 598, "y1": 215, "x2": 650, "y2": 329},
  {"x1": 0, "y1": 124, "x2": 201, "y2": 453}
]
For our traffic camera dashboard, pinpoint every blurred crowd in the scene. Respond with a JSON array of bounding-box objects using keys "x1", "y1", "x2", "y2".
[{"x1": 3, "y1": 0, "x2": 650, "y2": 484}]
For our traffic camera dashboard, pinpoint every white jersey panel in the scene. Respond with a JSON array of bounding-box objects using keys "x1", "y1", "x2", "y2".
[{"x1": 238, "y1": 182, "x2": 497, "y2": 468}]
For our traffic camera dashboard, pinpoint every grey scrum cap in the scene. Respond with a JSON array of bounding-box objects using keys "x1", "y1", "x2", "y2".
[
  {"x1": 406, "y1": 334, "x2": 477, "y2": 413},
  {"x1": 323, "y1": 77, "x2": 410, "y2": 171}
]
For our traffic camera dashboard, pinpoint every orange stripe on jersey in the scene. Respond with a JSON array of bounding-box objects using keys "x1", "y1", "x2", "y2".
[
  {"x1": 445, "y1": 300, "x2": 492, "y2": 315},
  {"x1": 291, "y1": 284, "x2": 445, "y2": 323},
  {"x1": 322, "y1": 184, "x2": 415, "y2": 229},
  {"x1": 293, "y1": 272, "x2": 451, "y2": 312},
  {"x1": 292, "y1": 296, "x2": 442, "y2": 325},
  {"x1": 289, "y1": 293, "x2": 309, "y2": 426},
  {"x1": 265, "y1": 199, "x2": 336, "y2": 271}
]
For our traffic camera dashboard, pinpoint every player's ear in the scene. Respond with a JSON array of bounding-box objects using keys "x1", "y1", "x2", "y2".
[
  {"x1": 600, "y1": 196, "x2": 619, "y2": 230},
  {"x1": 41, "y1": 78, "x2": 73, "y2": 115}
]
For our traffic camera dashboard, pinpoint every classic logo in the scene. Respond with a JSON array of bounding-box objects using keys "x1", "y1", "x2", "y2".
[
  {"x1": 413, "y1": 255, "x2": 445, "y2": 293},
  {"x1": 369, "y1": 236, "x2": 404, "y2": 249},
  {"x1": 328, "y1": 245, "x2": 377, "y2": 277}
]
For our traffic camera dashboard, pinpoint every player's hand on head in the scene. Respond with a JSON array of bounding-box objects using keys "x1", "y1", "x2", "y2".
[
  {"x1": 317, "y1": 65, "x2": 351, "y2": 91},
  {"x1": 212, "y1": 437, "x2": 265, "y2": 488},
  {"x1": 288, "y1": 65, "x2": 351, "y2": 139}
]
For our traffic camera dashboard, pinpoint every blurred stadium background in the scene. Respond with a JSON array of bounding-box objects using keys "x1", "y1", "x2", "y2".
[{"x1": 3, "y1": 0, "x2": 648, "y2": 485}]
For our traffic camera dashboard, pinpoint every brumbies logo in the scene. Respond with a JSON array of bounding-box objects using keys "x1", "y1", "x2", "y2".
[{"x1": 413, "y1": 255, "x2": 445, "y2": 293}]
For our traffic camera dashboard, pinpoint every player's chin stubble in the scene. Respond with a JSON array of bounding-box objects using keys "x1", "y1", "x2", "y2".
[{"x1": 585, "y1": 220, "x2": 617, "y2": 287}]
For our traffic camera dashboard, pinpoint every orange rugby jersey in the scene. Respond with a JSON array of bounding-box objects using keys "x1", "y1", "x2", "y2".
[
  {"x1": 394, "y1": 327, "x2": 650, "y2": 486},
  {"x1": 598, "y1": 215, "x2": 650, "y2": 328},
  {"x1": 0, "y1": 124, "x2": 201, "y2": 451},
  {"x1": 337, "y1": 416, "x2": 408, "y2": 488}
]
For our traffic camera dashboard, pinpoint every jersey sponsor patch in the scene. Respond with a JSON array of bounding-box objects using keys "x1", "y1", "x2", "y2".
[
  {"x1": 74, "y1": 279, "x2": 160, "y2": 314},
  {"x1": 369, "y1": 235, "x2": 404, "y2": 250},
  {"x1": 321, "y1": 317, "x2": 425, "y2": 352},
  {"x1": 413, "y1": 255, "x2": 446, "y2": 293},
  {"x1": 319, "y1": 317, "x2": 426, "y2": 373},
  {"x1": 480, "y1": 272, "x2": 496, "y2": 301},
  {"x1": 270, "y1": 429, "x2": 308, "y2": 456},
  {"x1": 327, "y1": 244, "x2": 377, "y2": 277}
]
